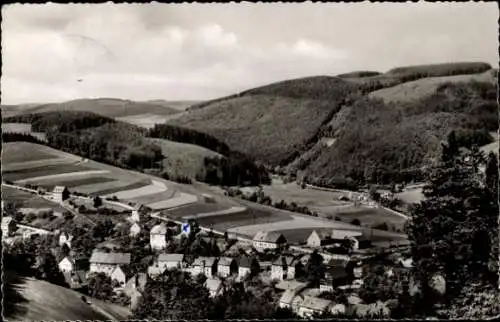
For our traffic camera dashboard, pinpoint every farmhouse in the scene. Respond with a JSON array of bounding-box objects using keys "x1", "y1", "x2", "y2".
[
  {"x1": 307, "y1": 229, "x2": 363, "y2": 248},
  {"x1": 252, "y1": 231, "x2": 287, "y2": 251},
  {"x1": 190, "y1": 257, "x2": 218, "y2": 278},
  {"x1": 89, "y1": 251, "x2": 131, "y2": 277},
  {"x1": 2, "y1": 216, "x2": 17, "y2": 238},
  {"x1": 150, "y1": 223, "x2": 168, "y2": 250},
  {"x1": 129, "y1": 222, "x2": 141, "y2": 237},
  {"x1": 218, "y1": 257, "x2": 238, "y2": 277},
  {"x1": 52, "y1": 186, "x2": 69, "y2": 203},
  {"x1": 155, "y1": 253, "x2": 184, "y2": 271}
]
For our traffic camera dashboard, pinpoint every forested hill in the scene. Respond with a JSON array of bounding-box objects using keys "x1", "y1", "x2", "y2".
[
  {"x1": 166, "y1": 62, "x2": 497, "y2": 187},
  {"x1": 3, "y1": 111, "x2": 269, "y2": 186}
]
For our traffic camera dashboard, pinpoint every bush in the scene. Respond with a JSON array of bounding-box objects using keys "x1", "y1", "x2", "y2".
[{"x1": 351, "y1": 219, "x2": 361, "y2": 226}]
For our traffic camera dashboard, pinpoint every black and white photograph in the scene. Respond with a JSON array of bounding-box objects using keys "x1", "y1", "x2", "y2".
[{"x1": 1, "y1": 1, "x2": 499, "y2": 320}]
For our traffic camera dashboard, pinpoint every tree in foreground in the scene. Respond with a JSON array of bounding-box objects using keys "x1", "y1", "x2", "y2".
[{"x1": 408, "y1": 131, "x2": 498, "y2": 313}]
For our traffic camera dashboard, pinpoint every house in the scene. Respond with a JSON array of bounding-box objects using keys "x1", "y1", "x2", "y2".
[
  {"x1": 155, "y1": 253, "x2": 184, "y2": 270},
  {"x1": 325, "y1": 259, "x2": 351, "y2": 287},
  {"x1": 205, "y1": 278, "x2": 224, "y2": 297},
  {"x1": 129, "y1": 222, "x2": 141, "y2": 237},
  {"x1": 150, "y1": 223, "x2": 168, "y2": 250},
  {"x1": 190, "y1": 257, "x2": 218, "y2": 278},
  {"x1": 111, "y1": 265, "x2": 134, "y2": 287},
  {"x1": 1, "y1": 216, "x2": 17, "y2": 238},
  {"x1": 129, "y1": 204, "x2": 147, "y2": 222},
  {"x1": 252, "y1": 231, "x2": 287, "y2": 251},
  {"x1": 58, "y1": 256, "x2": 88, "y2": 273},
  {"x1": 89, "y1": 251, "x2": 131, "y2": 277},
  {"x1": 297, "y1": 296, "x2": 333, "y2": 318},
  {"x1": 217, "y1": 257, "x2": 238, "y2": 277},
  {"x1": 123, "y1": 273, "x2": 148, "y2": 309},
  {"x1": 58, "y1": 231, "x2": 73, "y2": 248},
  {"x1": 307, "y1": 230, "x2": 336, "y2": 248},
  {"x1": 52, "y1": 186, "x2": 69, "y2": 203},
  {"x1": 271, "y1": 256, "x2": 288, "y2": 280},
  {"x1": 238, "y1": 256, "x2": 252, "y2": 279}
]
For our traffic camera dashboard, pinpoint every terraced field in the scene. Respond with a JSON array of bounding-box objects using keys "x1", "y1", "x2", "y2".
[{"x1": 1, "y1": 142, "x2": 198, "y2": 211}]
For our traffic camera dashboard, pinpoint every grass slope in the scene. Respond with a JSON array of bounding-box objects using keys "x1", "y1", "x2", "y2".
[{"x1": 3, "y1": 272, "x2": 130, "y2": 321}]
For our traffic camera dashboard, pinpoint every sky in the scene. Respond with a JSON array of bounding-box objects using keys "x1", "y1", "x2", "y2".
[{"x1": 1, "y1": 2, "x2": 498, "y2": 105}]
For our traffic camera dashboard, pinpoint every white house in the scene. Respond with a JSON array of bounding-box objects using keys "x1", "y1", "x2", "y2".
[
  {"x1": 89, "y1": 251, "x2": 131, "y2": 277},
  {"x1": 52, "y1": 186, "x2": 69, "y2": 203},
  {"x1": 252, "y1": 231, "x2": 287, "y2": 252},
  {"x1": 190, "y1": 257, "x2": 218, "y2": 278},
  {"x1": 58, "y1": 256, "x2": 76, "y2": 273},
  {"x1": 307, "y1": 229, "x2": 363, "y2": 248},
  {"x1": 111, "y1": 265, "x2": 134, "y2": 288},
  {"x1": 217, "y1": 257, "x2": 238, "y2": 278},
  {"x1": 129, "y1": 222, "x2": 141, "y2": 237},
  {"x1": 150, "y1": 223, "x2": 168, "y2": 250}
]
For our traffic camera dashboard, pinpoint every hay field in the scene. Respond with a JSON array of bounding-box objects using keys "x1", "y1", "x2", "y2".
[
  {"x1": 261, "y1": 181, "x2": 349, "y2": 207},
  {"x1": 104, "y1": 181, "x2": 167, "y2": 199}
]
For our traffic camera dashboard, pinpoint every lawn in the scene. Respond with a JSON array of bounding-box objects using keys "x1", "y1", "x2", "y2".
[
  {"x1": 165, "y1": 202, "x2": 236, "y2": 219},
  {"x1": 332, "y1": 206, "x2": 407, "y2": 231},
  {"x1": 396, "y1": 188, "x2": 425, "y2": 205},
  {"x1": 129, "y1": 190, "x2": 177, "y2": 204},
  {"x1": 105, "y1": 182, "x2": 167, "y2": 199},
  {"x1": 3, "y1": 164, "x2": 93, "y2": 182}
]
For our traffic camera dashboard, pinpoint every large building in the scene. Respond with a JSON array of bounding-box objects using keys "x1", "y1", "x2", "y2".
[
  {"x1": 252, "y1": 231, "x2": 287, "y2": 251},
  {"x1": 89, "y1": 251, "x2": 131, "y2": 277},
  {"x1": 190, "y1": 257, "x2": 218, "y2": 278},
  {"x1": 52, "y1": 186, "x2": 69, "y2": 203},
  {"x1": 307, "y1": 229, "x2": 363, "y2": 248},
  {"x1": 148, "y1": 253, "x2": 184, "y2": 277}
]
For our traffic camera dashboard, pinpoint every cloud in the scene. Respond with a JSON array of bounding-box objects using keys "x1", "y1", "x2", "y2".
[{"x1": 1, "y1": 2, "x2": 497, "y2": 104}]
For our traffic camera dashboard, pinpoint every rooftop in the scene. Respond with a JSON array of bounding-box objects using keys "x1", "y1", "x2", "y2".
[
  {"x1": 300, "y1": 296, "x2": 333, "y2": 311},
  {"x1": 192, "y1": 256, "x2": 217, "y2": 267},
  {"x1": 89, "y1": 251, "x2": 131, "y2": 265},
  {"x1": 157, "y1": 253, "x2": 184, "y2": 262},
  {"x1": 150, "y1": 223, "x2": 167, "y2": 234}
]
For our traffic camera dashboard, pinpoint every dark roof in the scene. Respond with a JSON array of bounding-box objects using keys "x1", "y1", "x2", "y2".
[
  {"x1": 157, "y1": 253, "x2": 184, "y2": 262},
  {"x1": 218, "y1": 257, "x2": 236, "y2": 267},
  {"x1": 238, "y1": 256, "x2": 252, "y2": 268},
  {"x1": 272, "y1": 256, "x2": 288, "y2": 267},
  {"x1": 327, "y1": 266, "x2": 348, "y2": 279}
]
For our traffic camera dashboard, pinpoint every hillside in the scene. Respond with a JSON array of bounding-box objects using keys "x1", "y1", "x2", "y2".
[
  {"x1": 166, "y1": 62, "x2": 497, "y2": 186},
  {"x1": 3, "y1": 111, "x2": 269, "y2": 186},
  {"x1": 3, "y1": 272, "x2": 131, "y2": 321},
  {"x1": 1, "y1": 98, "x2": 180, "y2": 118}
]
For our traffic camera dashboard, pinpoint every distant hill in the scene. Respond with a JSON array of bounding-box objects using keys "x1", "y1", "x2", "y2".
[
  {"x1": 1, "y1": 98, "x2": 180, "y2": 118},
  {"x1": 142, "y1": 99, "x2": 199, "y2": 111},
  {"x1": 166, "y1": 62, "x2": 497, "y2": 186}
]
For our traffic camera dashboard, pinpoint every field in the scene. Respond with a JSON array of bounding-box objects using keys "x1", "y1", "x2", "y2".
[
  {"x1": 369, "y1": 70, "x2": 496, "y2": 104},
  {"x1": 2, "y1": 185, "x2": 62, "y2": 209},
  {"x1": 150, "y1": 138, "x2": 224, "y2": 180},
  {"x1": 396, "y1": 188, "x2": 425, "y2": 205},
  {"x1": 115, "y1": 113, "x2": 183, "y2": 128},
  {"x1": 3, "y1": 272, "x2": 130, "y2": 321},
  {"x1": 256, "y1": 181, "x2": 407, "y2": 230},
  {"x1": 1, "y1": 142, "x2": 198, "y2": 211}
]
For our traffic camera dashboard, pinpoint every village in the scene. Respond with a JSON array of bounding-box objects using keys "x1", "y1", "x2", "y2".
[{"x1": 2, "y1": 182, "x2": 416, "y2": 319}]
